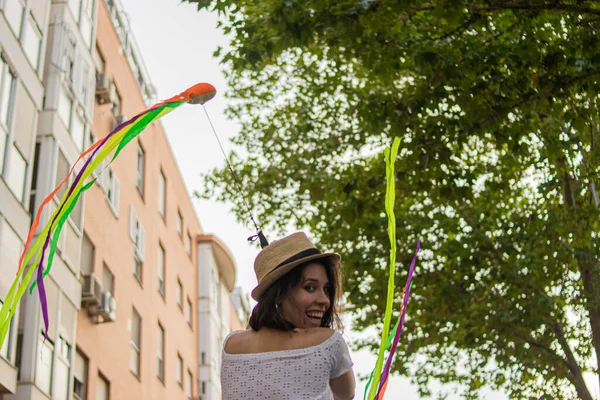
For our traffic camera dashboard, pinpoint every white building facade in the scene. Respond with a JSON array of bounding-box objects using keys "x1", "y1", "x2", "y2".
[{"x1": 197, "y1": 235, "x2": 247, "y2": 400}]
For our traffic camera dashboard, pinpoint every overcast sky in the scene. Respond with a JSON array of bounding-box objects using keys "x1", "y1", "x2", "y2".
[{"x1": 119, "y1": 0, "x2": 517, "y2": 398}]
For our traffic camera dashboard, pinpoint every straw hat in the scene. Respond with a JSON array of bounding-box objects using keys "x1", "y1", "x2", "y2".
[{"x1": 251, "y1": 232, "x2": 341, "y2": 301}]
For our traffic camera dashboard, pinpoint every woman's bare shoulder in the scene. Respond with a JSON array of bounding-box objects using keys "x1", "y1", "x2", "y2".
[
  {"x1": 295, "y1": 327, "x2": 336, "y2": 347},
  {"x1": 224, "y1": 328, "x2": 337, "y2": 354},
  {"x1": 224, "y1": 329, "x2": 255, "y2": 353}
]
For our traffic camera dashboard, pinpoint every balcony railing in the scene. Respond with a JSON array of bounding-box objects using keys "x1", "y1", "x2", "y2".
[{"x1": 105, "y1": 0, "x2": 157, "y2": 106}]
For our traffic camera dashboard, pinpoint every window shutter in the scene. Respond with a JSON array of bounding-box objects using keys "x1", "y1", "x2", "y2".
[
  {"x1": 112, "y1": 176, "x2": 120, "y2": 214},
  {"x1": 51, "y1": 21, "x2": 67, "y2": 71},
  {"x1": 138, "y1": 225, "x2": 145, "y2": 261},
  {"x1": 101, "y1": 163, "x2": 110, "y2": 192},
  {"x1": 72, "y1": 45, "x2": 83, "y2": 93},
  {"x1": 129, "y1": 205, "x2": 136, "y2": 241},
  {"x1": 87, "y1": 64, "x2": 96, "y2": 113}
]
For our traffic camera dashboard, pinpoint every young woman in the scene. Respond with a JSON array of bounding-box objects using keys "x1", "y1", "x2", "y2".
[{"x1": 221, "y1": 232, "x2": 355, "y2": 400}]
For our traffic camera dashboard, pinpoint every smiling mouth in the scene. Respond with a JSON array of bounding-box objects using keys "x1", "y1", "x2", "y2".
[{"x1": 306, "y1": 312, "x2": 324, "y2": 321}]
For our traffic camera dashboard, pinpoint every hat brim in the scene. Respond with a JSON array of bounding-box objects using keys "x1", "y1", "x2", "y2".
[{"x1": 251, "y1": 252, "x2": 341, "y2": 301}]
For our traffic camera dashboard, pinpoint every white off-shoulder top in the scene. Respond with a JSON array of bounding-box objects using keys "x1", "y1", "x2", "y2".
[{"x1": 220, "y1": 330, "x2": 354, "y2": 400}]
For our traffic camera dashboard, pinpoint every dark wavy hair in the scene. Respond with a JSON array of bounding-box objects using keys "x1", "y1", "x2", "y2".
[{"x1": 249, "y1": 258, "x2": 342, "y2": 331}]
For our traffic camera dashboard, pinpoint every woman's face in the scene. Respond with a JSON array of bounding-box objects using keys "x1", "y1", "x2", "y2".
[{"x1": 281, "y1": 262, "x2": 332, "y2": 329}]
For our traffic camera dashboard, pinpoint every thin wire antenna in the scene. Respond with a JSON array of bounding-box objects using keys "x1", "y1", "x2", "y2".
[{"x1": 201, "y1": 104, "x2": 268, "y2": 248}]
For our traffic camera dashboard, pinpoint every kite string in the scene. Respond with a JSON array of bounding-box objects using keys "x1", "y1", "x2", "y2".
[{"x1": 201, "y1": 105, "x2": 263, "y2": 236}]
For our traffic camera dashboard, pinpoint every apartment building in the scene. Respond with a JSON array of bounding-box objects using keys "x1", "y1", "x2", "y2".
[
  {"x1": 197, "y1": 235, "x2": 251, "y2": 400},
  {"x1": 75, "y1": 0, "x2": 204, "y2": 398},
  {"x1": 0, "y1": 0, "x2": 54, "y2": 396},
  {"x1": 0, "y1": 0, "x2": 246, "y2": 399}
]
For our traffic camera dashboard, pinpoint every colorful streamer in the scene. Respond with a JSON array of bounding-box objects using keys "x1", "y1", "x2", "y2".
[
  {"x1": 367, "y1": 136, "x2": 402, "y2": 400},
  {"x1": 366, "y1": 137, "x2": 419, "y2": 400},
  {"x1": 0, "y1": 83, "x2": 216, "y2": 348},
  {"x1": 363, "y1": 286, "x2": 407, "y2": 400},
  {"x1": 375, "y1": 243, "x2": 419, "y2": 399}
]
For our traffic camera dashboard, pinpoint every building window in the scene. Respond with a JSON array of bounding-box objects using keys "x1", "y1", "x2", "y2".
[
  {"x1": 0, "y1": 57, "x2": 15, "y2": 128},
  {"x1": 102, "y1": 263, "x2": 114, "y2": 297},
  {"x1": 54, "y1": 336, "x2": 72, "y2": 400},
  {"x1": 157, "y1": 323, "x2": 164, "y2": 382},
  {"x1": 73, "y1": 349, "x2": 88, "y2": 400},
  {"x1": 105, "y1": 168, "x2": 120, "y2": 214},
  {"x1": 55, "y1": 149, "x2": 83, "y2": 229},
  {"x1": 55, "y1": 148, "x2": 69, "y2": 198},
  {"x1": 176, "y1": 353, "x2": 183, "y2": 386},
  {"x1": 185, "y1": 369, "x2": 192, "y2": 398},
  {"x1": 27, "y1": 142, "x2": 40, "y2": 216},
  {"x1": 0, "y1": 222, "x2": 22, "y2": 357},
  {"x1": 58, "y1": 85, "x2": 74, "y2": 131},
  {"x1": 59, "y1": 85, "x2": 87, "y2": 151},
  {"x1": 5, "y1": 144, "x2": 27, "y2": 202},
  {"x1": 96, "y1": 373, "x2": 109, "y2": 400},
  {"x1": 158, "y1": 169, "x2": 166, "y2": 218},
  {"x1": 80, "y1": 233, "x2": 95, "y2": 275},
  {"x1": 79, "y1": 0, "x2": 95, "y2": 49},
  {"x1": 130, "y1": 206, "x2": 145, "y2": 282},
  {"x1": 185, "y1": 232, "x2": 191, "y2": 256},
  {"x1": 176, "y1": 209, "x2": 182, "y2": 237},
  {"x1": 0, "y1": 57, "x2": 16, "y2": 172},
  {"x1": 23, "y1": 13, "x2": 42, "y2": 70},
  {"x1": 65, "y1": 36, "x2": 76, "y2": 84},
  {"x1": 94, "y1": 159, "x2": 119, "y2": 215},
  {"x1": 3, "y1": 0, "x2": 24, "y2": 37},
  {"x1": 186, "y1": 297, "x2": 192, "y2": 326},
  {"x1": 0, "y1": 300, "x2": 12, "y2": 361},
  {"x1": 133, "y1": 253, "x2": 143, "y2": 284},
  {"x1": 71, "y1": 107, "x2": 86, "y2": 151},
  {"x1": 14, "y1": 75, "x2": 35, "y2": 168},
  {"x1": 176, "y1": 279, "x2": 183, "y2": 310},
  {"x1": 0, "y1": 129, "x2": 5, "y2": 175},
  {"x1": 136, "y1": 143, "x2": 144, "y2": 196},
  {"x1": 130, "y1": 308, "x2": 141, "y2": 377},
  {"x1": 68, "y1": 0, "x2": 81, "y2": 20},
  {"x1": 35, "y1": 333, "x2": 54, "y2": 395},
  {"x1": 201, "y1": 381, "x2": 206, "y2": 395},
  {"x1": 158, "y1": 243, "x2": 165, "y2": 298}
]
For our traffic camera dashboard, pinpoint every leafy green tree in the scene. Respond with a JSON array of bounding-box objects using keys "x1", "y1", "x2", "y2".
[{"x1": 185, "y1": 0, "x2": 600, "y2": 398}]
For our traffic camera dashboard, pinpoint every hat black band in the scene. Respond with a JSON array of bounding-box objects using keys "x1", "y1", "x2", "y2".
[{"x1": 275, "y1": 248, "x2": 321, "y2": 269}]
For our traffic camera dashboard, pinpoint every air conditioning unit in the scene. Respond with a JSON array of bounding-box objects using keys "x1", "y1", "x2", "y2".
[
  {"x1": 95, "y1": 73, "x2": 111, "y2": 104},
  {"x1": 97, "y1": 291, "x2": 117, "y2": 322},
  {"x1": 81, "y1": 273, "x2": 102, "y2": 306}
]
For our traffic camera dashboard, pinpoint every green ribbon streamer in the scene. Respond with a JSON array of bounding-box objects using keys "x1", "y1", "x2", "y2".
[{"x1": 367, "y1": 137, "x2": 401, "y2": 400}]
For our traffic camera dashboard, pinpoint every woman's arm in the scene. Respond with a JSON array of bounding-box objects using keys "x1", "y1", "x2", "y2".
[{"x1": 330, "y1": 369, "x2": 355, "y2": 400}]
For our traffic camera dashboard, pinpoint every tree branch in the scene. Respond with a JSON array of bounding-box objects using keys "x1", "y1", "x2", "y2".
[
  {"x1": 473, "y1": 2, "x2": 600, "y2": 16},
  {"x1": 504, "y1": 70, "x2": 600, "y2": 117},
  {"x1": 406, "y1": 2, "x2": 600, "y2": 16},
  {"x1": 589, "y1": 123, "x2": 600, "y2": 208},
  {"x1": 438, "y1": 13, "x2": 480, "y2": 40},
  {"x1": 578, "y1": 251, "x2": 600, "y2": 394},
  {"x1": 576, "y1": 16, "x2": 600, "y2": 26},
  {"x1": 513, "y1": 331, "x2": 568, "y2": 368},
  {"x1": 550, "y1": 323, "x2": 595, "y2": 400},
  {"x1": 537, "y1": 122, "x2": 600, "y2": 393}
]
